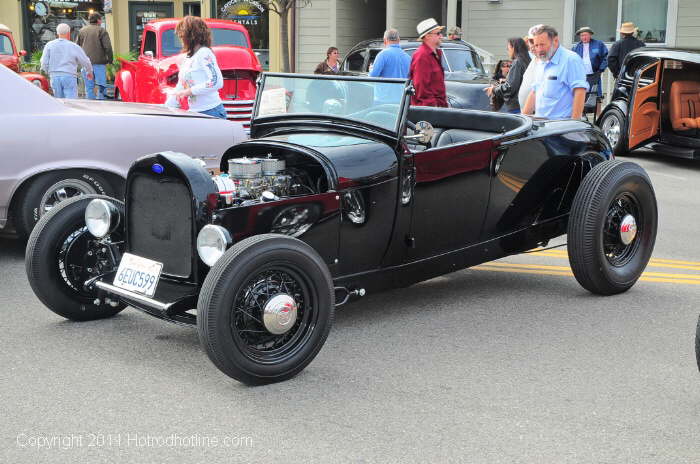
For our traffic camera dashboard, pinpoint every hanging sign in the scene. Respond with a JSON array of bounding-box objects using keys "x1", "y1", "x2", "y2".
[{"x1": 220, "y1": 1, "x2": 266, "y2": 25}]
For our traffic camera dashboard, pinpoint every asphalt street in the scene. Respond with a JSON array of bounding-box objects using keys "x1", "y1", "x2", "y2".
[{"x1": 2, "y1": 149, "x2": 700, "y2": 463}]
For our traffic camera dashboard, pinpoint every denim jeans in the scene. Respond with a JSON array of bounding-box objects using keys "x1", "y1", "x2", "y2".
[
  {"x1": 83, "y1": 64, "x2": 107, "y2": 100},
  {"x1": 50, "y1": 74, "x2": 78, "y2": 98},
  {"x1": 199, "y1": 103, "x2": 228, "y2": 119}
]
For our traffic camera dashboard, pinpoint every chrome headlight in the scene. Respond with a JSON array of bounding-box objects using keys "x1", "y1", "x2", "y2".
[
  {"x1": 197, "y1": 225, "x2": 232, "y2": 267},
  {"x1": 85, "y1": 199, "x2": 120, "y2": 238},
  {"x1": 31, "y1": 79, "x2": 42, "y2": 87}
]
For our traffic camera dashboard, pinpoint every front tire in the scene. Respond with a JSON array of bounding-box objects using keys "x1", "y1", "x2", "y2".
[
  {"x1": 598, "y1": 108, "x2": 629, "y2": 156},
  {"x1": 568, "y1": 160, "x2": 657, "y2": 295},
  {"x1": 197, "y1": 234, "x2": 334, "y2": 385},
  {"x1": 26, "y1": 194, "x2": 126, "y2": 321}
]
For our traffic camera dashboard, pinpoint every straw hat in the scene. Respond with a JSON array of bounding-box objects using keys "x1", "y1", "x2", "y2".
[
  {"x1": 417, "y1": 18, "x2": 444, "y2": 39},
  {"x1": 576, "y1": 26, "x2": 594, "y2": 35},
  {"x1": 618, "y1": 22, "x2": 636, "y2": 34}
]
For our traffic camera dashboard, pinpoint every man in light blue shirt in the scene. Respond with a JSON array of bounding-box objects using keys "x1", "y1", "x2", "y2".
[
  {"x1": 40, "y1": 23, "x2": 93, "y2": 99},
  {"x1": 522, "y1": 25, "x2": 588, "y2": 120},
  {"x1": 369, "y1": 28, "x2": 411, "y2": 104}
]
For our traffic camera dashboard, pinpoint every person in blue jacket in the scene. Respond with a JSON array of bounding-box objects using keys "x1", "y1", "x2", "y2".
[
  {"x1": 369, "y1": 28, "x2": 411, "y2": 104},
  {"x1": 572, "y1": 26, "x2": 608, "y2": 97}
]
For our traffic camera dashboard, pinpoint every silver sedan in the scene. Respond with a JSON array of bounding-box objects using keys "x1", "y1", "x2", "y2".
[{"x1": 0, "y1": 64, "x2": 246, "y2": 237}]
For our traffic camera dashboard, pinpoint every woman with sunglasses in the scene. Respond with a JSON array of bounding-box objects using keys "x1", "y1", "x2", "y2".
[{"x1": 485, "y1": 37, "x2": 531, "y2": 114}]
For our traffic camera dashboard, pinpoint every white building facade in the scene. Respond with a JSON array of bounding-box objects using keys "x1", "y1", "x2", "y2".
[{"x1": 295, "y1": 0, "x2": 699, "y2": 73}]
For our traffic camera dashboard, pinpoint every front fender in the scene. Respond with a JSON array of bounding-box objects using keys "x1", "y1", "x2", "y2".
[{"x1": 596, "y1": 99, "x2": 629, "y2": 125}]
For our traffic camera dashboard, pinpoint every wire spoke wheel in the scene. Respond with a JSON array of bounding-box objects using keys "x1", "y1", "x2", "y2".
[
  {"x1": 26, "y1": 195, "x2": 126, "y2": 321},
  {"x1": 230, "y1": 266, "x2": 314, "y2": 363},
  {"x1": 198, "y1": 234, "x2": 334, "y2": 385}
]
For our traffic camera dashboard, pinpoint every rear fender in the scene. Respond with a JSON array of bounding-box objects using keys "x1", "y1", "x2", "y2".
[{"x1": 115, "y1": 69, "x2": 134, "y2": 101}]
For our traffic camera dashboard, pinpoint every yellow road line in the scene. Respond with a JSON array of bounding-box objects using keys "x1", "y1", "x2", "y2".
[
  {"x1": 474, "y1": 265, "x2": 572, "y2": 277},
  {"x1": 474, "y1": 262, "x2": 700, "y2": 285},
  {"x1": 528, "y1": 250, "x2": 700, "y2": 270}
]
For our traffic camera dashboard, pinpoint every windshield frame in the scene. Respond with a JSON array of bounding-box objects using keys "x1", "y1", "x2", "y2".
[{"x1": 252, "y1": 72, "x2": 412, "y2": 139}]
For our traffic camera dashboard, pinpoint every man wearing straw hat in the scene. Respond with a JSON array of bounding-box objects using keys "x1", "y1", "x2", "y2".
[
  {"x1": 409, "y1": 18, "x2": 447, "y2": 107},
  {"x1": 608, "y1": 21, "x2": 645, "y2": 78}
]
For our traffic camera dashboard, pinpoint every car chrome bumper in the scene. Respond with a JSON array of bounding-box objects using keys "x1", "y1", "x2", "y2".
[{"x1": 95, "y1": 279, "x2": 199, "y2": 326}]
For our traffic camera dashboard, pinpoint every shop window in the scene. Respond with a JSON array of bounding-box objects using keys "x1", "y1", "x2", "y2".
[{"x1": 574, "y1": 0, "x2": 668, "y2": 43}]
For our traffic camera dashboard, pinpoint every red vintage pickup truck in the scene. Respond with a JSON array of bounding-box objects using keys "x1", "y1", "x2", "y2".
[
  {"x1": 115, "y1": 18, "x2": 260, "y2": 131},
  {"x1": 0, "y1": 24, "x2": 50, "y2": 92}
]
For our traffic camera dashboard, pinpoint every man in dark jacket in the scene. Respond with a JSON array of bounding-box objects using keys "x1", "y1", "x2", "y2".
[
  {"x1": 608, "y1": 22, "x2": 645, "y2": 78},
  {"x1": 572, "y1": 26, "x2": 607, "y2": 96},
  {"x1": 409, "y1": 18, "x2": 447, "y2": 107},
  {"x1": 77, "y1": 13, "x2": 113, "y2": 100}
]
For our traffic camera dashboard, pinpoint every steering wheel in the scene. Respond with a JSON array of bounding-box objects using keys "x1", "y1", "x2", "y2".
[{"x1": 405, "y1": 120, "x2": 417, "y2": 132}]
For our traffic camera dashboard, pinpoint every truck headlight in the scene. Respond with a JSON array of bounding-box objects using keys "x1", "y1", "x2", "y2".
[
  {"x1": 197, "y1": 225, "x2": 232, "y2": 267},
  {"x1": 85, "y1": 199, "x2": 120, "y2": 238}
]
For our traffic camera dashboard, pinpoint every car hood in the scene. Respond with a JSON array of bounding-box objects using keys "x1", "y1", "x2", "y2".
[{"x1": 60, "y1": 99, "x2": 211, "y2": 118}]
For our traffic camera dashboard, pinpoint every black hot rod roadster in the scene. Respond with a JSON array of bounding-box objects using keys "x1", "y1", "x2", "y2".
[{"x1": 26, "y1": 73, "x2": 658, "y2": 385}]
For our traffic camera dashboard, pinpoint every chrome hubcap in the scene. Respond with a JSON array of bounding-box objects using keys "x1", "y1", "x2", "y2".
[
  {"x1": 262, "y1": 294, "x2": 298, "y2": 335},
  {"x1": 39, "y1": 179, "x2": 96, "y2": 216},
  {"x1": 619, "y1": 214, "x2": 638, "y2": 245},
  {"x1": 602, "y1": 114, "x2": 620, "y2": 148}
]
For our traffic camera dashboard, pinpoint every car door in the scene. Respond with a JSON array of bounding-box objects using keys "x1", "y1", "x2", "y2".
[
  {"x1": 404, "y1": 139, "x2": 493, "y2": 261},
  {"x1": 628, "y1": 60, "x2": 661, "y2": 150},
  {"x1": 134, "y1": 30, "x2": 161, "y2": 103}
]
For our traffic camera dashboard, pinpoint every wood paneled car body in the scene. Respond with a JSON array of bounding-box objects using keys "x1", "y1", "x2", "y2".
[
  {"x1": 597, "y1": 48, "x2": 700, "y2": 159},
  {"x1": 27, "y1": 74, "x2": 659, "y2": 385}
]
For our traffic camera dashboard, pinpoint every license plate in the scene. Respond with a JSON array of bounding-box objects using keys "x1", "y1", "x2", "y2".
[{"x1": 113, "y1": 253, "x2": 163, "y2": 298}]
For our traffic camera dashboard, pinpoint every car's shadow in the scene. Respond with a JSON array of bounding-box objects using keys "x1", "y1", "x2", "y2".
[
  {"x1": 619, "y1": 148, "x2": 700, "y2": 171},
  {"x1": 0, "y1": 236, "x2": 25, "y2": 258}
]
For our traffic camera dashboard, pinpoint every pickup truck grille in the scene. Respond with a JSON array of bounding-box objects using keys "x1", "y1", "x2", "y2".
[
  {"x1": 127, "y1": 175, "x2": 193, "y2": 278},
  {"x1": 222, "y1": 99, "x2": 254, "y2": 132}
]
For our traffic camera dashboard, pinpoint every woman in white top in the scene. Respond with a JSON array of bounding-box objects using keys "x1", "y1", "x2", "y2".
[{"x1": 165, "y1": 16, "x2": 226, "y2": 119}]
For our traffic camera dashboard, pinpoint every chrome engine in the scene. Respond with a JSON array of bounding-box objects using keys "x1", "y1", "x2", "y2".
[{"x1": 212, "y1": 155, "x2": 316, "y2": 205}]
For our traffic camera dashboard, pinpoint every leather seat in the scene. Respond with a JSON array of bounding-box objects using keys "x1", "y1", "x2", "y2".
[
  {"x1": 435, "y1": 128, "x2": 495, "y2": 147},
  {"x1": 670, "y1": 81, "x2": 700, "y2": 134}
]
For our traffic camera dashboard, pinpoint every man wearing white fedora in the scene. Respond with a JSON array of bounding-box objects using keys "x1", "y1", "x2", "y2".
[
  {"x1": 408, "y1": 18, "x2": 448, "y2": 107},
  {"x1": 608, "y1": 21, "x2": 645, "y2": 78}
]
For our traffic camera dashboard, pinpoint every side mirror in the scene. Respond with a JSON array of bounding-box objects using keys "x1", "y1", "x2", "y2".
[
  {"x1": 19, "y1": 50, "x2": 27, "y2": 56},
  {"x1": 404, "y1": 121, "x2": 435, "y2": 145}
]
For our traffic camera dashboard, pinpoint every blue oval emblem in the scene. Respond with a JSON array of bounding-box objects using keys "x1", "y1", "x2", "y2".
[{"x1": 151, "y1": 163, "x2": 164, "y2": 174}]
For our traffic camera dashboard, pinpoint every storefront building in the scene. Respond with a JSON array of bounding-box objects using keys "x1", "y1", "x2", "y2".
[{"x1": 3, "y1": 0, "x2": 697, "y2": 75}]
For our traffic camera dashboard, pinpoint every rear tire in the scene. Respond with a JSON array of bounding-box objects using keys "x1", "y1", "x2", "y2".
[
  {"x1": 26, "y1": 194, "x2": 126, "y2": 321},
  {"x1": 15, "y1": 170, "x2": 113, "y2": 238},
  {"x1": 567, "y1": 160, "x2": 657, "y2": 295},
  {"x1": 197, "y1": 234, "x2": 334, "y2": 385}
]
